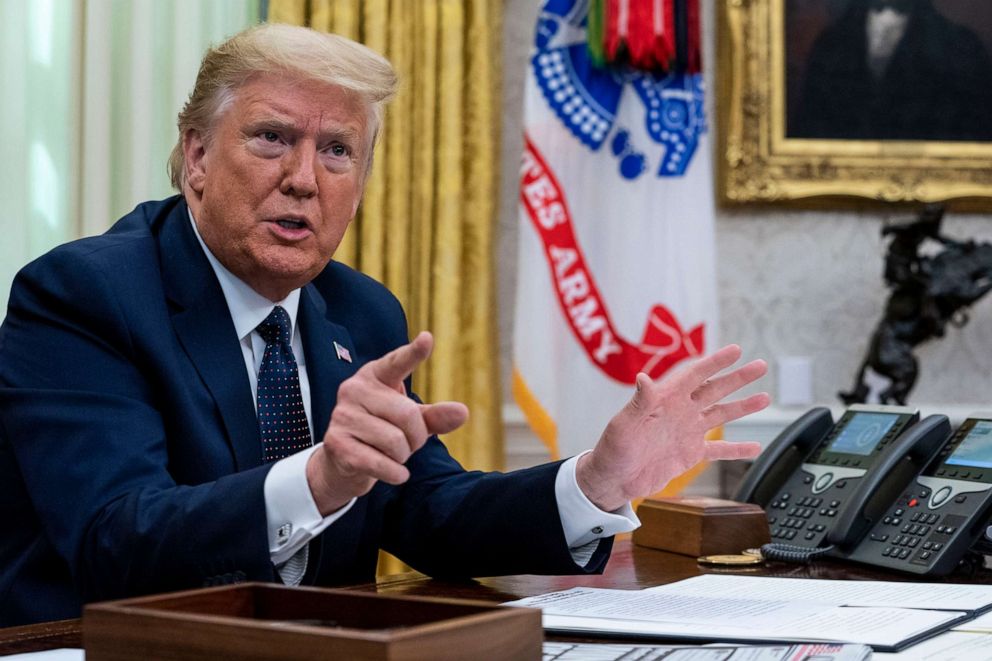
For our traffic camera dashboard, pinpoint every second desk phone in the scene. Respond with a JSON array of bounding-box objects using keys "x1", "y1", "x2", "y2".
[{"x1": 732, "y1": 404, "x2": 991, "y2": 574}]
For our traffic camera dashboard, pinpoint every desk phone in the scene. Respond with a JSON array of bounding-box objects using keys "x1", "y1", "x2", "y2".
[
  {"x1": 736, "y1": 405, "x2": 951, "y2": 558},
  {"x1": 841, "y1": 416, "x2": 992, "y2": 575}
]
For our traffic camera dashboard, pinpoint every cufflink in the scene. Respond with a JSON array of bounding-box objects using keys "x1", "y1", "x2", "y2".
[{"x1": 277, "y1": 523, "x2": 292, "y2": 545}]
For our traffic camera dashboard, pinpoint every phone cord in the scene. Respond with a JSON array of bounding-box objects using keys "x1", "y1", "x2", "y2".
[{"x1": 759, "y1": 542, "x2": 835, "y2": 563}]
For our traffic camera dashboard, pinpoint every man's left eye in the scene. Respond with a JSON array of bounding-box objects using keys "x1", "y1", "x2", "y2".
[
  {"x1": 261, "y1": 132, "x2": 280, "y2": 142},
  {"x1": 328, "y1": 144, "x2": 348, "y2": 157}
]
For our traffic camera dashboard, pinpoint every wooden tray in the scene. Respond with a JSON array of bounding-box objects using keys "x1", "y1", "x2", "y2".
[{"x1": 83, "y1": 583, "x2": 541, "y2": 660}]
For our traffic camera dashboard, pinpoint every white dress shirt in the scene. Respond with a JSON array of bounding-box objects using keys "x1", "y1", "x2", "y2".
[{"x1": 188, "y1": 212, "x2": 638, "y2": 581}]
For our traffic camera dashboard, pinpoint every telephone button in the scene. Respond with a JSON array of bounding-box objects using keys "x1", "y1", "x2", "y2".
[
  {"x1": 920, "y1": 551, "x2": 932, "y2": 560},
  {"x1": 945, "y1": 526, "x2": 957, "y2": 534},
  {"x1": 908, "y1": 498, "x2": 918, "y2": 507},
  {"x1": 768, "y1": 516, "x2": 777, "y2": 524},
  {"x1": 784, "y1": 530, "x2": 797, "y2": 540},
  {"x1": 961, "y1": 471, "x2": 971, "y2": 478},
  {"x1": 932, "y1": 543, "x2": 943, "y2": 551},
  {"x1": 779, "y1": 493, "x2": 791, "y2": 501},
  {"x1": 926, "y1": 513, "x2": 939, "y2": 524},
  {"x1": 955, "y1": 495, "x2": 968, "y2": 504},
  {"x1": 949, "y1": 470, "x2": 959, "y2": 477},
  {"x1": 919, "y1": 489, "x2": 930, "y2": 498},
  {"x1": 932, "y1": 486, "x2": 953, "y2": 507},
  {"x1": 870, "y1": 533, "x2": 889, "y2": 542},
  {"x1": 814, "y1": 473, "x2": 833, "y2": 491},
  {"x1": 803, "y1": 476, "x2": 813, "y2": 485},
  {"x1": 789, "y1": 507, "x2": 799, "y2": 515},
  {"x1": 805, "y1": 532, "x2": 816, "y2": 541},
  {"x1": 836, "y1": 480, "x2": 847, "y2": 488},
  {"x1": 898, "y1": 548, "x2": 911, "y2": 560},
  {"x1": 883, "y1": 516, "x2": 893, "y2": 525},
  {"x1": 911, "y1": 512, "x2": 923, "y2": 522}
]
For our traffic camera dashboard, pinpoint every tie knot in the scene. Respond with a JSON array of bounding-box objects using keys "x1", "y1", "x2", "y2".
[{"x1": 257, "y1": 306, "x2": 292, "y2": 345}]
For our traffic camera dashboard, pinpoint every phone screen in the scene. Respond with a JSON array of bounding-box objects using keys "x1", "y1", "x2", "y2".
[
  {"x1": 826, "y1": 412, "x2": 899, "y2": 456},
  {"x1": 944, "y1": 420, "x2": 992, "y2": 469}
]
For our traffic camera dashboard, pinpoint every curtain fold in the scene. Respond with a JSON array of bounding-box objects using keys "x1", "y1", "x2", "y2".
[
  {"x1": 268, "y1": 0, "x2": 503, "y2": 472},
  {"x1": 1, "y1": 0, "x2": 257, "y2": 314},
  {"x1": 268, "y1": 0, "x2": 504, "y2": 576}
]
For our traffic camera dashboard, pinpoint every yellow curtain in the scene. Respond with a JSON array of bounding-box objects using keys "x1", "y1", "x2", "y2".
[{"x1": 267, "y1": 0, "x2": 504, "y2": 575}]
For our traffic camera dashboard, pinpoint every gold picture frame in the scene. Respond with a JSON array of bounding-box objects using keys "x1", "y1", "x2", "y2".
[{"x1": 717, "y1": 0, "x2": 992, "y2": 209}]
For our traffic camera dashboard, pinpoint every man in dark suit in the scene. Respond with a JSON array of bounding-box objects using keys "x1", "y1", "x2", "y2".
[
  {"x1": 0, "y1": 24, "x2": 769, "y2": 626},
  {"x1": 791, "y1": 0, "x2": 992, "y2": 141}
]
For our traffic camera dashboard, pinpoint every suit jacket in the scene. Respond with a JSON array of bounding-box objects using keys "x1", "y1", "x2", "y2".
[{"x1": 0, "y1": 197, "x2": 610, "y2": 626}]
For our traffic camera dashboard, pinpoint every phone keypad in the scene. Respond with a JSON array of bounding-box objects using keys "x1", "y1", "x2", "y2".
[{"x1": 768, "y1": 492, "x2": 833, "y2": 540}]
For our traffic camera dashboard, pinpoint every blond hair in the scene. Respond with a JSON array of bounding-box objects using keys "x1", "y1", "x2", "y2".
[{"x1": 168, "y1": 23, "x2": 398, "y2": 189}]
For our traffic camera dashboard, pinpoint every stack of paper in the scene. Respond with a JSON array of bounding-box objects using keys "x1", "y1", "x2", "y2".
[{"x1": 507, "y1": 575, "x2": 992, "y2": 652}]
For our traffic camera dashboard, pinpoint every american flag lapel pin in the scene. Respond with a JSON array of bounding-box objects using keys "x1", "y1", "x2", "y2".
[{"x1": 333, "y1": 341, "x2": 352, "y2": 363}]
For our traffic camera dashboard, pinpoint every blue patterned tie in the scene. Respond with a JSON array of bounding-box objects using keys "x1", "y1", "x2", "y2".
[{"x1": 256, "y1": 306, "x2": 312, "y2": 462}]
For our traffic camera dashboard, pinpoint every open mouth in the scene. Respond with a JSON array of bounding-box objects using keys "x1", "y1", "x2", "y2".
[{"x1": 275, "y1": 219, "x2": 308, "y2": 230}]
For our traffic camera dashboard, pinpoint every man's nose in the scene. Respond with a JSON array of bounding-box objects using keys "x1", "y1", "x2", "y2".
[{"x1": 280, "y1": 144, "x2": 318, "y2": 198}]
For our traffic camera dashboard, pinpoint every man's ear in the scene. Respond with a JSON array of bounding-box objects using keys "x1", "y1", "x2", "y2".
[{"x1": 183, "y1": 128, "x2": 208, "y2": 194}]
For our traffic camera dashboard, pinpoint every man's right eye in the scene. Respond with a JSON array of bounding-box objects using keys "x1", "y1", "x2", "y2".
[{"x1": 261, "y1": 131, "x2": 280, "y2": 142}]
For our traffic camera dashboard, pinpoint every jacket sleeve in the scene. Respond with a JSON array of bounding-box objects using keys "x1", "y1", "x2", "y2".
[
  {"x1": 0, "y1": 249, "x2": 276, "y2": 602},
  {"x1": 380, "y1": 444, "x2": 613, "y2": 577}
]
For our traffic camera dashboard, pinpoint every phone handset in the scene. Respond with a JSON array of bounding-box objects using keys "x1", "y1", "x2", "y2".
[
  {"x1": 827, "y1": 414, "x2": 951, "y2": 552},
  {"x1": 735, "y1": 407, "x2": 834, "y2": 506}
]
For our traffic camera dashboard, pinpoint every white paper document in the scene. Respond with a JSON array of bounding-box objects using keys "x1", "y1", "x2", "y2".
[
  {"x1": 543, "y1": 641, "x2": 872, "y2": 660},
  {"x1": 954, "y1": 610, "x2": 992, "y2": 633},
  {"x1": 508, "y1": 580, "x2": 969, "y2": 651},
  {"x1": 873, "y1": 631, "x2": 992, "y2": 660},
  {"x1": 645, "y1": 575, "x2": 992, "y2": 612}
]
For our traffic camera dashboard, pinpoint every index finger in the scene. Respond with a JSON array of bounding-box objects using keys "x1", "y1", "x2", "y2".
[{"x1": 370, "y1": 331, "x2": 433, "y2": 387}]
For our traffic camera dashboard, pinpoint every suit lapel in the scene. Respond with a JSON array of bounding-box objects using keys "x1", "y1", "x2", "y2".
[
  {"x1": 298, "y1": 283, "x2": 359, "y2": 437},
  {"x1": 298, "y1": 283, "x2": 363, "y2": 583},
  {"x1": 158, "y1": 202, "x2": 262, "y2": 470}
]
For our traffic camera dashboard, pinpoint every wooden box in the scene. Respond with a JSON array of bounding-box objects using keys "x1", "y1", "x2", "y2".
[
  {"x1": 83, "y1": 583, "x2": 542, "y2": 660},
  {"x1": 633, "y1": 496, "x2": 770, "y2": 557}
]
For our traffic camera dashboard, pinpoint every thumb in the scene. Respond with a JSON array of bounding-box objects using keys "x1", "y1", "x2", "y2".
[
  {"x1": 626, "y1": 372, "x2": 653, "y2": 411},
  {"x1": 421, "y1": 401, "x2": 469, "y2": 436}
]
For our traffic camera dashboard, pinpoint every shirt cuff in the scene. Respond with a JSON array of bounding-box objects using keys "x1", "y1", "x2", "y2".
[
  {"x1": 555, "y1": 451, "x2": 640, "y2": 551},
  {"x1": 264, "y1": 444, "x2": 357, "y2": 566}
]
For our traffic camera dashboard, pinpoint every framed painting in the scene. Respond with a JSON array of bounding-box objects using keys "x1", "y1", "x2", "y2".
[{"x1": 717, "y1": 0, "x2": 992, "y2": 208}]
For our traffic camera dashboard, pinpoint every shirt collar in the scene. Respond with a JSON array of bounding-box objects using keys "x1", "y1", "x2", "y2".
[{"x1": 188, "y1": 209, "x2": 301, "y2": 342}]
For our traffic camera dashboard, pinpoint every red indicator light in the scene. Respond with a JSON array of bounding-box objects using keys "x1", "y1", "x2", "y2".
[{"x1": 908, "y1": 498, "x2": 918, "y2": 507}]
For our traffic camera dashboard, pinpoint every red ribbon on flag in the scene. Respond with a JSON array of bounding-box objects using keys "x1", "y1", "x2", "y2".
[{"x1": 520, "y1": 134, "x2": 705, "y2": 385}]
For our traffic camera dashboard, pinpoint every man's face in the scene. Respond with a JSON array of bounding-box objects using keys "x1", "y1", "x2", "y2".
[{"x1": 184, "y1": 74, "x2": 370, "y2": 301}]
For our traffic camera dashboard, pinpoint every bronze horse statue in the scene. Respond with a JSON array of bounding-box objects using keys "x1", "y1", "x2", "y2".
[{"x1": 840, "y1": 205, "x2": 992, "y2": 405}]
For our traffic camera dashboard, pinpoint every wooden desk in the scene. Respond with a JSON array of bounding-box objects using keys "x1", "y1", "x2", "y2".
[
  {"x1": 365, "y1": 536, "x2": 992, "y2": 603},
  {"x1": 4, "y1": 538, "x2": 991, "y2": 656}
]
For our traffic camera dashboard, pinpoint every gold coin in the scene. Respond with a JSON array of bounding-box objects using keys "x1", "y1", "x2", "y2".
[
  {"x1": 742, "y1": 548, "x2": 764, "y2": 558},
  {"x1": 697, "y1": 554, "x2": 764, "y2": 567}
]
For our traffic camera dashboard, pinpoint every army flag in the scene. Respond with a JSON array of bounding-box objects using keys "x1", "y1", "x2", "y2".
[{"x1": 512, "y1": 0, "x2": 718, "y2": 462}]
